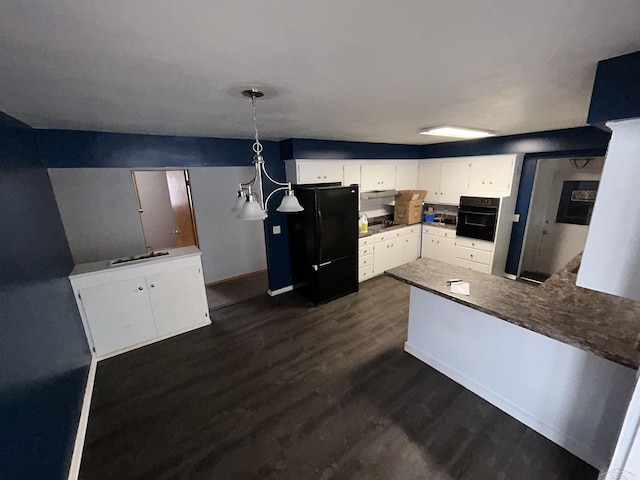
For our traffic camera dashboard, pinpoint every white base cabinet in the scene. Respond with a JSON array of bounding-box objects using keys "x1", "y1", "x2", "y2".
[
  {"x1": 359, "y1": 225, "x2": 420, "y2": 282},
  {"x1": 70, "y1": 247, "x2": 211, "y2": 358}
]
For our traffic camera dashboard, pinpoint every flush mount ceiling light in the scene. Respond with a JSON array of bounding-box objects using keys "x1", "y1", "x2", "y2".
[
  {"x1": 231, "y1": 88, "x2": 303, "y2": 221},
  {"x1": 419, "y1": 126, "x2": 496, "y2": 139}
]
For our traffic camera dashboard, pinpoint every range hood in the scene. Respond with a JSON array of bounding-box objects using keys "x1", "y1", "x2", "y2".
[{"x1": 360, "y1": 189, "x2": 399, "y2": 200}]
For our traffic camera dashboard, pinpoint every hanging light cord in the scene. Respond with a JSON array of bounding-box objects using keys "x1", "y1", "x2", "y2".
[{"x1": 252, "y1": 93, "x2": 263, "y2": 157}]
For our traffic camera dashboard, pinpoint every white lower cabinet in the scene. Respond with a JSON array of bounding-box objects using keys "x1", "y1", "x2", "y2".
[
  {"x1": 70, "y1": 247, "x2": 210, "y2": 358},
  {"x1": 78, "y1": 277, "x2": 158, "y2": 355},
  {"x1": 359, "y1": 226, "x2": 420, "y2": 282},
  {"x1": 421, "y1": 225, "x2": 456, "y2": 264},
  {"x1": 454, "y1": 238, "x2": 495, "y2": 273}
]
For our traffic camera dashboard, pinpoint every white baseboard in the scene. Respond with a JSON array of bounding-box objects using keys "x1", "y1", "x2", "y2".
[
  {"x1": 67, "y1": 357, "x2": 97, "y2": 480},
  {"x1": 267, "y1": 285, "x2": 294, "y2": 296},
  {"x1": 404, "y1": 342, "x2": 602, "y2": 470}
]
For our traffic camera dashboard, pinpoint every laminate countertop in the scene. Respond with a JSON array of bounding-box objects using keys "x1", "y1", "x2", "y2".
[{"x1": 386, "y1": 255, "x2": 640, "y2": 369}]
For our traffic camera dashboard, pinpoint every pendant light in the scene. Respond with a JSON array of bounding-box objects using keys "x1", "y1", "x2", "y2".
[{"x1": 233, "y1": 88, "x2": 303, "y2": 220}]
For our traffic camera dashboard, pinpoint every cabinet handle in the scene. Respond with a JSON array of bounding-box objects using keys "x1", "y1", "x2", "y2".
[
  {"x1": 472, "y1": 242, "x2": 475, "y2": 247},
  {"x1": 138, "y1": 286, "x2": 144, "y2": 291},
  {"x1": 470, "y1": 254, "x2": 474, "y2": 258},
  {"x1": 150, "y1": 284, "x2": 156, "y2": 288}
]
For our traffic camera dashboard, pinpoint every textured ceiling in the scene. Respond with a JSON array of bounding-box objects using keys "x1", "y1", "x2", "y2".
[{"x1": 1, "y1": 0, "x2": 639, "y2": 144}]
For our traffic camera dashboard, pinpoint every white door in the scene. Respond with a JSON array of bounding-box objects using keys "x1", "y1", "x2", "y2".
[
  {"x1": 468, "y1": 159, "x2": 488, "y2": 191},
  {"x1": 418, "y1": 162, "x2": 442, "y2": 203},
  {"x1": 535, "y1": 169, "x2": 600, "y2": 275},
  {"x1": 387, "y1": 238, "x2": 405, "y2": 270},
  {"x1": 373, "y1": 240, "x2": 391, "y2": 275},
  {"x1": 361, "y1": 164, "x2": 396, "y2": 191},
  {"x1": 146, "y1": 265, "x2": 209, "y2": 337},
  {"x1": 298, "y1": 163, "x2": 344, "y2": 184},
  {"x1": 396, "y1": 163, "x2": 419, "y2": 190},
  {"x1": 439, "y1": 161, "x2": 470, "y2": 205},
  {"x1": 438, "y1": 236, "x2": 457, "y2": 264},
  {"x1": 402, "y1": 234, "x2": 420, "y2": 263},
  {"x1": 80, "y1": 278, "x2": 157, "y2": 356}
]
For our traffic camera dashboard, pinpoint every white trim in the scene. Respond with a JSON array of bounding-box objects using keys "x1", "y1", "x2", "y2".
[
  {"x1": 502, "y1": 273, "x2": 517, "y2": 280},
  {"x1": 67, "y1": 358, "x2": 97, "y2": 480},
  {"x1": 267, "y1": 285, "x2": 294, "y2": 296},
  {"x1": 404, "y1": 342, "x2": 602, "y2": 470},
  {"x1": 95, "y1": 321, "x2": 210, "y2": 361}
]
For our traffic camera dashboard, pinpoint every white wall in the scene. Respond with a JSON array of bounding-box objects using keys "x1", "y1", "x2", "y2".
[
  {"x1": 579, "y1": 119, "x2": 640, "y2": 301},
  {"x1": 187, "y1": 167, "x2": 267, "y2": 283},
  {"x1": 49, "y1": 168, "x2": 147, "y2": 264},
  {"x1": 49, "y1": 167, "x2": 267, "y2": 283}
]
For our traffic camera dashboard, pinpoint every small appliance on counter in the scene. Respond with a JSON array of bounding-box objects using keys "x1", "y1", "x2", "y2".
[
  {"x1": 456, "y1": 196, "x2": 500, "y2": 241},
  {"x1": 288, "y1": 184, "x2": 359, "y2": 304}
]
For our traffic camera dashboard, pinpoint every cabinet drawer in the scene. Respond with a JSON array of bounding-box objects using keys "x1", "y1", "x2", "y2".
[
  {"x1": 359, "y1": 245, "x2": 373, "y2": 257},
  {"x1": 455, "y1": 237, "x2": 494, "y2": 252},
  {"x1": 455, "y1": 245, "x2": 492, "y2": 265},
  {"x1": 359, "y1": 254, "x2": 374, "y2": 269},
  {"x1": 422, "y1": 225, "x2": 438, "y2": 236},
  {"x1": 373, "y1": 230, "x2": 402, "y2": 243},
  {"x1": 455, "y1": 257, "x2": 491, "y2": 274},
  {"x1": 359, "y1": 265, "x2": 374, "y2": 282},
  {"x1": 358, "y1": 236, "x2": 373, "y2": 248},
  {"x1": 399, "y1": 226, "x2": 420, "y2": 236},
  {"x1": 436, "y1": 229, "x2": 456, "y2": 239}
]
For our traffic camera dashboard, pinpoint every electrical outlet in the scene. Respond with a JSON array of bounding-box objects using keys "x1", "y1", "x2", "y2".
[{"x1": 273, "y1": 225, "x2": 281, "y2": 235}]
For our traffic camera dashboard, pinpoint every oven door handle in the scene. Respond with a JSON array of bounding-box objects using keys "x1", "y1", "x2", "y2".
[{"x1": 459, "y1": 210, "x2": 497, "y2": 216}]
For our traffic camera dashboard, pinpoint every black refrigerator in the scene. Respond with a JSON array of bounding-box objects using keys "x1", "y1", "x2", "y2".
[{"x1": 288, "y1": 184, "x2": 359, "y2": 304}]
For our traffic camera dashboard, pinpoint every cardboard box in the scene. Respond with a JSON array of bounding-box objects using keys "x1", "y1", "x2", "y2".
[{"x1": 394, "y1": 190, "x2": 427, "y2": 225}]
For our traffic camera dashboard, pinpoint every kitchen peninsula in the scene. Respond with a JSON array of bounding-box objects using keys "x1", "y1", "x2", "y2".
[{"x1": 386, "y1": 255, "x2": 640, "y2": 471}]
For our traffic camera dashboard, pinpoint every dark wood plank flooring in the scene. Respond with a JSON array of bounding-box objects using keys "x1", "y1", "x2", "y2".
[{"x1": 80, "y1": 276, "x2": 597, "y2": 479}]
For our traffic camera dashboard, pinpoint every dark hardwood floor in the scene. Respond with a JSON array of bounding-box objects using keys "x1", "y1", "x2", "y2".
[{"x1": 80, "y1": 276, "x2": 597, "y2": 480}]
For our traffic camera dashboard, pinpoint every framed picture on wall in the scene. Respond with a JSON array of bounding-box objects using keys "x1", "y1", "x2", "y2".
[{"x1": 556, "y1": 180, "x2": 599, "y2": 225}]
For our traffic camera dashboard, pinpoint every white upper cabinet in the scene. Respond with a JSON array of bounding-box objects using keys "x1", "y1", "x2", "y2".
[
  {"x1": 418, "y1": 162, "x2": 442, "y2": 203},
  {"x1": 468, "y1": 155, "x2": 515, "y2": 194},
  {"x1": 439, "y1": 161, "x2": 470, "y2": 205},
  {"x1": 395, "y1": 162, "x2": 419, "y2": 190},
  {"x1": 343, "y1": 162, "x2": 361, "y2": 187},
  {"x1": 297, "y1": 162, "x2": 344, "y2": 184},
  {"x1": 361, "y1": 164, "x2": 396, "y2": 191}
]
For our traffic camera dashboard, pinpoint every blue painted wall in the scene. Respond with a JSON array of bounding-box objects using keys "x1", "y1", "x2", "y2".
[
  {"x1": 281, "y1": 138, "x2": 422, "y2": 159},
  {"x1": 420, "y1": 126, "x2": 611, "y2": 158},
  {"x1": 588, "y1": 50, "x2": 640, "y2": 126},
  {"x1": 0, "y1": 116, "x2": 91, "y2": 479}
]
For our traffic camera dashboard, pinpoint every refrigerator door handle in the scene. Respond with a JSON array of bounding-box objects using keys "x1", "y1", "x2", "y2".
[{"x1": 311, "y1": 261, "x2": 332, "y2": 271}]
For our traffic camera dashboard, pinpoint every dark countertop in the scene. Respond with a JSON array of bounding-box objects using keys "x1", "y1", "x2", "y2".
[
  {"x1": 359, "y1": 222, "x2": 455, "y2": 238},
  {"x1": 386, "y1": 255, "x2": 640, "y2": 369}
]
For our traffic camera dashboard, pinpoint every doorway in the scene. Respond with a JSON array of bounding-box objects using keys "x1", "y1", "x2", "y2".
[
  {"x1": 132, "y1": 170, "x2": 199, "y2": 251},
  {"x1": 519, "y1": 157, "x2": 604, "y2": 282}
]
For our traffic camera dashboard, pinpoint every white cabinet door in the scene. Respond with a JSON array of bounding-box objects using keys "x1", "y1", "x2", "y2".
[
  {"x1": 437, "y1": 236, "x2": 457, "y2": 264},
  {"x1": 298, "y1": 163, "x2": 344, "y2": 184},
  {"x1": 439, "y1": 161, "x2": 470, "y2": 205},
  {"x1": 402, "y1": 234, "x2": 420, "y2": 263},
  {"x1": 361, "y1": 164, "x2": 396, "y2": 191},
  {"x1": 79, "y1": 278, "x2": 157, "y2": 356},
  {"x1": 468, "y1": 155, "x2": 514, "y2": 194},
  {"x1": 146, "y1": 265, "x2": 209, "y2": 337},
  {"x1": 343, "y1": 162, "x2": 361, "y2": 187},
  {"x1": 396, "y1": 163, "x2": 419, "y2": 190},
  {"x1": 418, "y1": 162, "x2": 442, "y2": 203},
  {"x1": 373, "y1": 238, "x2": 404, "y2": 275},
  {"x1": 421, "y1": 234, "x2": 438, "y2": 259},
  {"x1": 485, "y1": 156, "x2": 514, "y2": 193}
]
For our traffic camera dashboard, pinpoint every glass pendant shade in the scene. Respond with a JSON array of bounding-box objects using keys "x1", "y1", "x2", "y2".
[
  {"x1": 231, "y1": 193, "x2": 246, "y2": 213},
  {"x1": 237, "y1": 196, "x2": 267, "y2": 220},
  {"x1": 276, "y1": 190, "x2": 304, "y2": 213}
]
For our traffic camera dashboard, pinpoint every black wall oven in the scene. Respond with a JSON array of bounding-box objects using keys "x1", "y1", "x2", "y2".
[{"x1": 456, "y1": 196, "x2": 500, "y2": 242}]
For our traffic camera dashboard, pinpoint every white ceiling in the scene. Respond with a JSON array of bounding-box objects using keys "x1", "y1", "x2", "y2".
[{"x1": 1, "y1": 1, "x2": 639, "y2": 144}]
